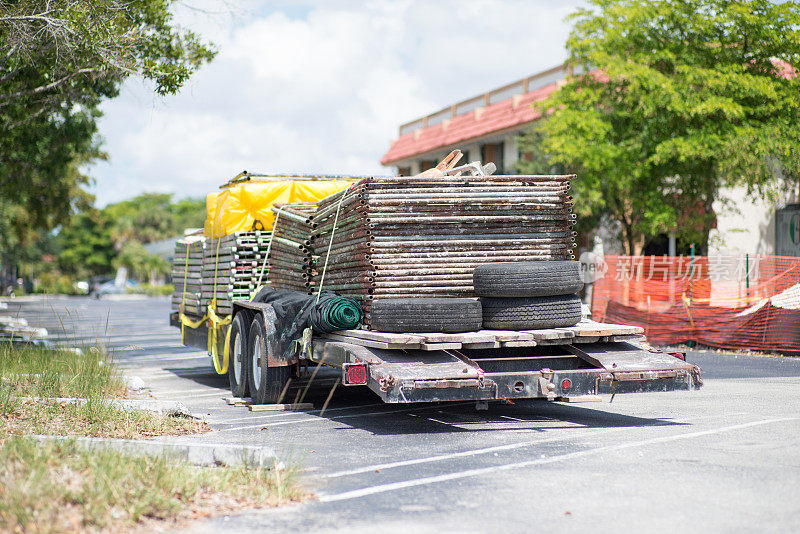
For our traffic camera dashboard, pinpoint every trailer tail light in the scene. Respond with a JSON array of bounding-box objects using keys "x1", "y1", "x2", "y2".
[
  {"x1": 561, "y1": 378, "x2": 572, "y2": 391},
  {"x1": 343, "y1": 363, "x2": 368, "y2": 386}
]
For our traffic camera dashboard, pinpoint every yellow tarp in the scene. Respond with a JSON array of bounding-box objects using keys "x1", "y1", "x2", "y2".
[{"x1": 205, "y1": 179, "x2": 353, "y2": 238}]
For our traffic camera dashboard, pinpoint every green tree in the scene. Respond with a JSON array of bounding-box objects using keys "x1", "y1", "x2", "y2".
[
  {"x1": 0, "y1": 0, "x2": 215, "y2": 258},
  {"x1": 105, "y1": 193, "x2": 205, "y2": 248},
  {"x1": 114, "y1": 240, "x2": 168, "y2": 284},
  {"x1": 56, "y1": 210, "x2": 115, "y2": 277},
  {"x1": 51, "y1": 193, "x2": 205, "y2": 280},
  {"x1": 519, "y1": 0, "x2": 800, "y2": 254}
]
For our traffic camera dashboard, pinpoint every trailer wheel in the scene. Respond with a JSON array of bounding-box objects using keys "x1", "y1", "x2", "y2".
[
  {"x1": 473, "y1": 261, "x2": 583, "y2": 298},
  {"x1": 227, "y1": 311, "x2": 251, "y2": 397},
  {"x1": 481, "y1": 294, "x2": 582, "y2": 330},
  {"x1": 369, "y1": 298, "x2": 482, "y2": 333},
  {"x1": 247, "y1": 315, "x2": 290, "y2": 404}
]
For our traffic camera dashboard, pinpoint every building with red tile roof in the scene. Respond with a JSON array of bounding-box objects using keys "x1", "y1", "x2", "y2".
[{"x1": 380, "y1": 64, "x2": 579, "y2": 175}]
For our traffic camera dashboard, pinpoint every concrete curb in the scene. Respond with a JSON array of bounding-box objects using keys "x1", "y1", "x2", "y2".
[{"x1": 33, "y1": 434, "x2": 277, "y2": 467}]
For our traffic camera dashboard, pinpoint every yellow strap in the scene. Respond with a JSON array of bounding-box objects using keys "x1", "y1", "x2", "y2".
[
  {"x1": 208, "y1": 300, "x2": 233, "y2": 375},
  {"x1": 180, "y1": 242, "x2": 193, "y2": 343},
  {"x1": 179, "y1": 312, "x2": 208, "y2": 345},
  {"x1": 207, "y1": 215, "x2": 232, "y2": 375}
]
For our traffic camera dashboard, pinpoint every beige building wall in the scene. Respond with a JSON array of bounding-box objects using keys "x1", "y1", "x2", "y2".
[{"x1": 709, "y1": 185, "x2": 798, "y2": 255}]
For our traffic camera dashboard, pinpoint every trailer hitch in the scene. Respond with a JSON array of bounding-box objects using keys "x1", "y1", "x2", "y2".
[{"x1": 538, "y1": 368, "x2": 557, "y2": 400}]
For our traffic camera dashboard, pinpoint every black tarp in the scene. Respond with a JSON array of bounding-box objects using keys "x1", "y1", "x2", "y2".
[{"x1": 251, "y1": 286, "x2": 361, "y2": 360}]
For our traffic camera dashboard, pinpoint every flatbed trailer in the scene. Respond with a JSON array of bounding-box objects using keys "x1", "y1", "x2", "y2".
[{"x1": 170, "y1": 301, "x2": 702, "y2": 404}]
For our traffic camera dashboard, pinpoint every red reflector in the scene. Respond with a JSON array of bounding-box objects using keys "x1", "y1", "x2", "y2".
[
  {"x1": 346, "y1": 365, "x2": 368, "y2": 385},
  {"x1": 561, "y1": 378, "x2": 572, "y2": 390}
]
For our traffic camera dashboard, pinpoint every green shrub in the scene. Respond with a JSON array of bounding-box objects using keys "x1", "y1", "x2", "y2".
[{"x1": 126, "y1": 283, "x2": 174, "y2": 297}]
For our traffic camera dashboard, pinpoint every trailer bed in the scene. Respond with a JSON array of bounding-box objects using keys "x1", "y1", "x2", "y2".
[
  {"x1": 171, "y1": 310, "x2": 702, "y2": 405},
  {"x1": 320, "y1": 319, "x2": 645, "y2": 351}
]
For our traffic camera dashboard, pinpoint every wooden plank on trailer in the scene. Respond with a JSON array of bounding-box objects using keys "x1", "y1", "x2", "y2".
[
  {"x1": 551, "y1": 327, "x2": 578, "y2": 339},
  {"x1": 575, "y1": 319, "x2": 644, "y2": 337},
  {"x1": 334, "y1": 329, "x2": 425, "y2": 345},
  {"x1": 569, "y1": 335, "x2": 600, "y2": 344},
  {"x1": 416, "y1": 331, "x2": 496, "y2": 344},
  {"x1": 571, "y1": 321, "x2": 608, "y2": 337},
  {"x1": 420, "y1": 341, "x2": 462, "y2": 351},
  {"x1": 501, "y1": 340, "x2": 538, "y2": 347},
  {"x1": 461, "y1": 341, "x2": 501, "y2": 350},
  {"x1": 322, "y1": 333, "x2": 420, "y2": 350},
  {"x1": 520, "y1": 328, "x2": 568, "y2": 340},
  {"x1": 477, "y1": 330, "x2": 536, "y2": 342},
  {"x1": 609, "y1": 323, "x2": 645, "y2": 335},
  {"x1": 609, "y1": 334, "x2": 646, "y2": 342}
]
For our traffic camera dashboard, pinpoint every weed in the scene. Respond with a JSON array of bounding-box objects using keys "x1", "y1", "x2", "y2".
[
  {"x1": 0, "y1": 436, "x2": 304, "y2": 532},
  {"x1": 0, "y1": 342, "x2": 125, "y2": 401},
  {"x1": 0, "y1": 343, "x2": 208, "y2": 438}
]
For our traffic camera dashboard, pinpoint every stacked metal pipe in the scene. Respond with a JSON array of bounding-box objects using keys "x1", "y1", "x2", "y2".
[
  {"x1": 201, "y1": 232, "x2": 271, "y2": 315},
  {"x1": 268, "y1": 202, "x2": 317, "y2": 292},
  {"x1": 171, "y1": 236, "x2": 206, "y2": 317},
  {"x1": 311, "y1": 175, "x2": 576, "y2": 324}
]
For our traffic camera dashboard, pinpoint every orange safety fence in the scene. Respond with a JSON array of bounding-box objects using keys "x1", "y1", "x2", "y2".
[{"x1": 590, "y1": 255, "x2": 800, "y2": 352}]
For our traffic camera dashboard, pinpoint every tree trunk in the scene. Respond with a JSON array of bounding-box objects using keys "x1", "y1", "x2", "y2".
[{"x1": 633, "y1": 235, "x2": 646, "y2": 256}]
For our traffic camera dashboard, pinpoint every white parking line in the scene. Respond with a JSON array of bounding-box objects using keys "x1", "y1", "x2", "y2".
[
  {"x1": 318, "y1": 418, "x2": 795, "y2": 502},
  {"x1": 321, "y1": 411, "x2": 749, "y2": 479},
  {"x1": 324, "y1": 428, "x2": 612, "y2": 479},
  {"x1": 213, "y1": 402, "x2": 471, "y2": 433}
]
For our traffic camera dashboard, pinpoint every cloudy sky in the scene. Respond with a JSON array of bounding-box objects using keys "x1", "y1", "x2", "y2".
[{"x1": 89, "y1": 0, "x2": 583, "y2": 206}]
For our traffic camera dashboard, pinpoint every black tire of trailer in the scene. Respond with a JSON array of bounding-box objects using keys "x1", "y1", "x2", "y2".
[
  {"x1": 246, "y1": 315, "x2": 291, "y2": 404},
  {"x1": 480, "y1": 294, "x2": 582, "y2": 330},
  {"x1": 472, "y1": 261, "x2": 584, "y2": 298},
  {"x1": 369, "y1": 298, "x2": 483, "y2": 333},
  {"x1": 227, "y1": 311, "x2": 251, "y2": 398}
]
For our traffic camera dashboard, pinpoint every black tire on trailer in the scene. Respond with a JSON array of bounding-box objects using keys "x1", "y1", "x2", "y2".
[
  {"x1": 369, "y1": 298, "x2": 483, "y2": 333},
  {"x1": 481, "y1": 294, "x2": 582, "y2": 330},
  {"x1": 472, "y1": 261, "x2": 584, "y2": 298},
  {"x1": 227, "y1": 311, "x2": 251, "y2": 398},
  {"x1": 247, "y1": 315, "x2": 291, "y2": 404}
]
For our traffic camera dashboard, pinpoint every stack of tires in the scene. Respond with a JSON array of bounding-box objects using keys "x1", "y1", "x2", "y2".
[{"x1": 473, "y1": 261, "x2": 584, "y2": 330}]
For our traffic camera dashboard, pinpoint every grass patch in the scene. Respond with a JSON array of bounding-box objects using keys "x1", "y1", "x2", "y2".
[
  {"x1": 127, "y1": 283, "x2": 174, "y2": 297},
  {"x1": 0, "y1": 342, "x2": 125, "y2": 400},
  {"x1": 1, "y1": 343, "x2": 209, "y2": 438},
  {"x1": 0, "y1": 436, "x2": 304, "y2": 533},
  {"x1": 1, "y1": 399, "x2": 206, "y2": 439}
]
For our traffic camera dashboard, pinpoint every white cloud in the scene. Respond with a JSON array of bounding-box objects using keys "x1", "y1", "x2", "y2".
[{"x1": 89, "y1": 0, "x2": 582, "y2": 205}]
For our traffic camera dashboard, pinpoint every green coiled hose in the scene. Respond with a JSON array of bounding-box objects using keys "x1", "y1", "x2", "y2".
[{"x1": 310, "y1": 294, "x2": 363, "y2": 333}]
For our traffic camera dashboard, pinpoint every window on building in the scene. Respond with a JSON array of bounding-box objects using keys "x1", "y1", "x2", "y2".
[
  {"x1": 397, "y1": 166, "x2": 411, "y2": 176},
  {"x1": 419, "y1": 160, "x2": 437, "y2": 172},
  {"x1": 481, "y1": 143, "x2": 504, "y2": 173}
]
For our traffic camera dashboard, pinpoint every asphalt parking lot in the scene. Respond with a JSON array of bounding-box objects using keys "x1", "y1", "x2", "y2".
[{"x1": 7, "y1": 295, "x2": 800, "y2": 533}]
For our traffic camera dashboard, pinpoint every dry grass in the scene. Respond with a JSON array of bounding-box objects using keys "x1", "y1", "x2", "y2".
[
  {"x1": 0, "y1": 436, "x2": 305, "y2": 533},
  {"x1": 0, "y1": 399, "x2": 207, "y2": 439},
  {"x1": 0, "y1": 343, "x2": 209, "y2": 438}
]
